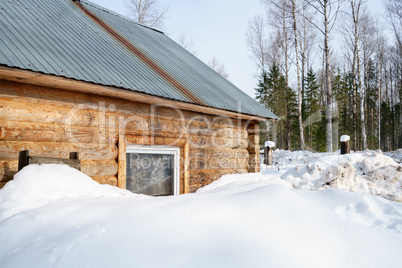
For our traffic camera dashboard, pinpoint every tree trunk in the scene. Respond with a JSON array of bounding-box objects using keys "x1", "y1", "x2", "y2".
[
  {"x1": 291, "y1": 0, "x2": 304, "y2": 150},
  {"x1": 283, "y1": 5, "x2": 289, "y2": 87},
  {"x1": 378, "y1": 60, "x2": 382, "y2": 150},
  {"x1": 358, "y1": 50, "x2": 367, "y2": 150},
  {"x1": 352, "y1": 56, "x2": 358, "y2": 151},
  {"x1": 286, "y1": 108, "x2": 291, "y2": 150},
  {"x1": 390, "y1": 65, "x2": 395, "y2": 150},
  {"x1": 324, "y1": 1, "x2": 332, "y2": 152}
]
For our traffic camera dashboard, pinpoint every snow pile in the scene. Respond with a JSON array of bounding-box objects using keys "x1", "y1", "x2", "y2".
[
  {"x1": 270, "y1": 149, "x2": 322, "y2": 167},
  {"x1": 1, "y1": 165, "x2": 402, "y2": 267},
  {"x1": 280, "y1": 151, "x2": 402, "y2": 202},
  {"x1": 340, "y1": 135, "x2": 350, "y2": 142},
  {"x1": 385, "y1": 148, "x2": 402, "y2": 163},
  {"x1": 0, "y1": 161, "x2": 402, "y2": 267},
  {"x1": 0, "y1": 164, "x2": 137, "y2": 221}
]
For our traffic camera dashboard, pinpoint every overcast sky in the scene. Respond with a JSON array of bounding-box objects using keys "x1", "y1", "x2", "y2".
[{"x1": 89, "y1": 0, "x2": 387, "y2": 98}]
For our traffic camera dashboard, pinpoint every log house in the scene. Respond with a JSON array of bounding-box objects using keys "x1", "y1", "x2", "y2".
[{"x1": 0, "y1": 0, "x2": 277, "y2": 194}]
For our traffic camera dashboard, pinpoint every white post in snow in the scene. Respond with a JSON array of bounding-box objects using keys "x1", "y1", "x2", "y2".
[
  {"x1": 264, "y1": 141, "x2": 275, "y2": 165},
  {"x1": 340, "y1": 135, "x2": 350, "y2": 155}
]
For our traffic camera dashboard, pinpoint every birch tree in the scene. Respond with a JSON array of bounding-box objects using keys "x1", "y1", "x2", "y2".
[
  {"x1": 290, "y1": 0, "x2": 305, "y2": 150},
  {"x1": 305, "y1": 0, "x2": 343, "y2": 152},
  {"x1": 343, "y1": 0, "x2": 367, "y2": 150},
  {"x1": 376, "y1": 32, "x2": 386, "y2": 150}
]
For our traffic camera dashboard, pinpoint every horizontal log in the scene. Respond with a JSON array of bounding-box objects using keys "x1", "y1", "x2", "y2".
[
  {"x1": 124, "y1": 135, "x2": 189, "y2": 147},
  {"x1": 28, "y1": 156, "x2": 81, "y2": 170},
  {"x1": 0, "y1": 141, "x2": 118, "y2": 160},
  {"x1": 148, "y1": 105, "x2": 249, "y2": 127},
  {"x1": 0, "y1": 98, "x2": 101, "y2": 127},
  {"x1": 189, "y1": 148, "x2": 249, "y2": 159},
  {"x1": 0, "y1": 80, "x2": 151, "y2": 115},
  {"x1": 81, "y1": 159, "x2": 118, "y2": 177},
  {"x1": 0, "y1": 159, "x2": 118, "y2": 182},
  {"x1": 0, "y1": 97, "x2": 248, "y2": 136},
  {"x1": 91, "y1": 176, "x2": 118, "y2": 187},
  {"x1": 0, "y1": 97, "x2": 249, "y2": 142},
  {"x1": 189, "y1": 169, "x2": 248, "y2": 192},
  {"x1": 124, "y1": 120, "x2": 247, "y2": 139},
  {"x1": 189, "y1": 136, "x2": 248, "y2": 149},
  {"x1": 0, "y1": 120, "x2": 117, "y2": 144},
  {"x1": 189, "y1": 158, "x2": 248, "y2": 170},
  {"x1": 0, "y1": 80, "x2": 257, "y2": 126}
]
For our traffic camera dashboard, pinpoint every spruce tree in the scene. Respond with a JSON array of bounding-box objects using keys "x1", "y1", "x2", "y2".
[
  {"x1": 303, "y1": 68, "x2": 321, "y2": 150},
  {"x1": 255, "y1": 63, "x2": 297, "y2": 150}
]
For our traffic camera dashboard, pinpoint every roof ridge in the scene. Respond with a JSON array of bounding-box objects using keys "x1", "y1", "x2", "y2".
[{"x1": 80, "y1": 0, "x2": 164, "y2": 34}]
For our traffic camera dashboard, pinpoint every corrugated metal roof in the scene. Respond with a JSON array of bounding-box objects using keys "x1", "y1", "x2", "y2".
[{"x1": 0, "y1": 0, "x2": 278, "y2": 120}]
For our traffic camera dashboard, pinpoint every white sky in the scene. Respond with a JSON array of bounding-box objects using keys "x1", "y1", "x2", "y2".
[{"x1": 89, "y1": 0, "x2": 386, "y2": 98}]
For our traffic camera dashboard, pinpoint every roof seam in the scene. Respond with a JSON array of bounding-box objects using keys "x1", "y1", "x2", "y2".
[{"x1": 75, "y1": 1, "x2": 204, "y2": 106}]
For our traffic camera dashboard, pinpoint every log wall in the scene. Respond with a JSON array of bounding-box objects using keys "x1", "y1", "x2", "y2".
[{"x1": 0, "y1": 80, "x2": 258, "y2": 192}]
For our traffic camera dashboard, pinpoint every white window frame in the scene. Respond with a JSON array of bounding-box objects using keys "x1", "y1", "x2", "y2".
[{"x1": 126, "y1": 145, "x2": 180, "y2": 195}]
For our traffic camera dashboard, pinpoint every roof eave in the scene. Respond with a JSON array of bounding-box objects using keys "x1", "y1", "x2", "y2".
[{"x1": 0, "y1": 66, "x2": 277, "y2": 122}]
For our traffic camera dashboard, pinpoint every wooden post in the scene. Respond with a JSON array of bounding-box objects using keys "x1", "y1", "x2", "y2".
[
  {"x1": 264, "y1": 141, "x2": 275, "y2": 165},
  {"x1": 183, "y1": 141, "x2": 190, "y2": 194},
  {"x1": 340, "y1": 135, "x2": 350, "y2": 154},
  {"x1": 18, "y1": 150, "x2": 30, "y2": 171},
  {"x1": 117, "y1": 135, "x2": 127, "y2": 189},
  {"x1": 246, "y1": 122, "x2": 260, "y2": 173}
]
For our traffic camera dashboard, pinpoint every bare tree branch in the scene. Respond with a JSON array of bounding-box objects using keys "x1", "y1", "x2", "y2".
[
  {"x1": 124, "y1": 0, "x2": 169, "y2": 30},
  {"x1": 177, "y1": 34, "x2": 197, "y2": 55},
  {"x1": 208, "y1": 57, "x2": 230, "y2": 80}
]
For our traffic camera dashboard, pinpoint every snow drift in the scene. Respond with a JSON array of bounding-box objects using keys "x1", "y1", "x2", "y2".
[
  {"x1": 0, "y1": 164, "x2": 138, "y2": 221},
  {"x1": 0, "y1": 151, "x2": 401, "y2": 267}
]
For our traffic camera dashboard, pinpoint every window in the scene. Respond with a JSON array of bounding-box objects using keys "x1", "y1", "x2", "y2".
[{"x1": 126, "y1": 145, "x2": 180, "y2": 196}]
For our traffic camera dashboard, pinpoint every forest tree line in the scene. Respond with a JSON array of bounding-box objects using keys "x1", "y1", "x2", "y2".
[{"x1": 248, "y1": 0, "x2": 401, "y2": 152}]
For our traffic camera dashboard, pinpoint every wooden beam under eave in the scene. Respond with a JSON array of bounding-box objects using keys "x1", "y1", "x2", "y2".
[{"x1": 0, "y1": 66, "x2": 276, "y2": 122}]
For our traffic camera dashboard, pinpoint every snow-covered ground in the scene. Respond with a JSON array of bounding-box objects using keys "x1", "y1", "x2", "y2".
[{"x1": 0, "y1": 150, "x2": 401, "y2": 267}]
